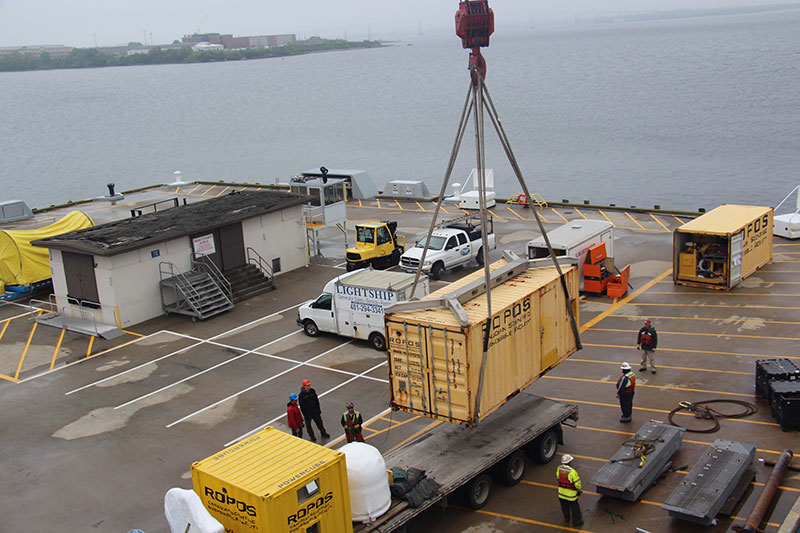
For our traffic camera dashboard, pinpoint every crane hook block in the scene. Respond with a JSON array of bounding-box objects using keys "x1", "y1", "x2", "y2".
[{"x1": 455, "y1": 0, "x2": 495, "y2": 49}]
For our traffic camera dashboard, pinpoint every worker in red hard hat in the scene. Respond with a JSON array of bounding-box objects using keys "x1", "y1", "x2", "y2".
[
  {"x1": 636, "y1": 318, "x2": 658, "y2": 374},
  {"x1": 297, "y1": 379, "x2": 330, "y2": 442}
]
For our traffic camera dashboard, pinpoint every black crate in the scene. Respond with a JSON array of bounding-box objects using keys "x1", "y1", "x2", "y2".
[
  {"x1": 769, "y1": 380, "x2": 800, "y2": 431},
  {"x1": 755, "y1": 359, "x2": 800, "y2": 404}
]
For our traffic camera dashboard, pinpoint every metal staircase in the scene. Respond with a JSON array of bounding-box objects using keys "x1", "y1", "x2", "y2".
[{"x1": 159, "y1": 258, "x2": 233, "y2": 321}]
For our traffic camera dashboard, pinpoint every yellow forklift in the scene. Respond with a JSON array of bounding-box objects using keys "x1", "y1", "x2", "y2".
[{"x1": 345, "y1": 221, "x2": 405, "y2": 271}]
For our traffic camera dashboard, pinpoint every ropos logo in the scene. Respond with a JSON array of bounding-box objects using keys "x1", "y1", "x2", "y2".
[
  {"x1": 287, "y1": 492, "x2": 334, "y2": 525},
  {"x1": 204, "y1": 486, "x2": 256, "y2": 517},
  {"x1": 746, "y1": 214, "x2": 770, "y2": 239}
]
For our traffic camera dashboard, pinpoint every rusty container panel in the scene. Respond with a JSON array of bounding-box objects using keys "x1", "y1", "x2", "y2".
[{"x1": 386, "y1": 260, "x2": 579, "y2": 427}]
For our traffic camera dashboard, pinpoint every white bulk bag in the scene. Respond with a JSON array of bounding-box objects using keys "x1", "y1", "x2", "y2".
[
  {"x1": 341, "y1": 442, "x2": 391, "y2": 522},
  {"x1": 164, "y1": 487, "x2": 224, "y2": 533}
]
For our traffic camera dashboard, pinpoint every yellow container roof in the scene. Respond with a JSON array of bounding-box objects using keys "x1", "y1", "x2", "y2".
[
  {"x1": 388, "y1": 259, "x2": 565, "y2": 327},
  {"x1": 192, "y1": 427, "x2": 342, "y2": 499},
  {"x1": 678, "y1": 204, "x2": 772, "y2": 234}
]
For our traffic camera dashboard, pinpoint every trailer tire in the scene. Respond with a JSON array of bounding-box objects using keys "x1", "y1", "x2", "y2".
[
  {"x1": 464, "y1": 473, "x2": 492, "y2": 509},
  {"x1": 528, "y1": 428, "x2": 559, "y2": 464},
  {"x1": 431, "y1": 262, "x2": 444, "y2": 280},
  {"x1": 303, "y1": 320, "x2": 320, "y2": 337},
  {"x1": 369, "y1": 332, "x2": 386, "y2": 351},
  {"x1": 496, "y1": 450, "x2": 526, "y2": 486}
]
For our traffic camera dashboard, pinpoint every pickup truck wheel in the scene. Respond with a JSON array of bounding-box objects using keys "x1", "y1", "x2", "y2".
[
  {"x1": 476, "y1": 247, "x2": 484, "y2": 266},
  {"x1": 527, "y1": 428, "x2": 559, "y2": 464},
  {"x1": 369, "y1": 332, "x2": 386, "y2": 351},
  {"x1": 431, "y1": 262, "x2": 444, "y2": 280},
  {"x1": 497, "y1": 450, "x2": 526, "y2": 486},
  {"x1": 464, "y1": 473, "x2": 492, "y2": 509},
  {"x1": 303, "y1": 320, "x2": 320, "y2": 337}
]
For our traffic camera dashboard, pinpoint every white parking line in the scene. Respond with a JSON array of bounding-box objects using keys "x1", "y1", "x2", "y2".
[
  {"x1": 166, "y1": 340, "x2": 353, "y2": 428},
  {"x1": 225, "y1": 359, "x2": 389, "y2": 446}
]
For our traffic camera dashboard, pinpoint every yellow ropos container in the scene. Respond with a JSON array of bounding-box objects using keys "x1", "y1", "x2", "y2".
[
  {"x1": 191, "y1": 427, "x2": 352, "y2": 533},
  {"x1": 674, "y1": 204, "x2": 773, "y2": 290},
  {"x1": 385, "y1": 257, "x2": 580, "y2": 428}
]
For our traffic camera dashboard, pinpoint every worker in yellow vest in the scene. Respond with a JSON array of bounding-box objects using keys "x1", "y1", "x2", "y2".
[{"x1": 556, "y1": 454, "x2": 583, "y2": 527}]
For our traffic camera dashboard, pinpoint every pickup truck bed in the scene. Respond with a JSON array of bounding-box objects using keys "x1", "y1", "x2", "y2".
[{"x1": 353, "y1": 393, "x2": 578, "y2": 532}]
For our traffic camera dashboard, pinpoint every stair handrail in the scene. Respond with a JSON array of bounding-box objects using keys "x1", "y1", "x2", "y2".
[
  {"x1": 60, "y1": 296, "x2": 101, "y2": 337},
  {"x1": 246, "y1": 247, "x2": 274, "y2": 286},
  {"x1": 159, "y1": 261, "x2": 205, "y2": 317},
  {"x1": 28, "y1": 297, "x2": 56, "y2": 318},
  {"x1": 190, "y1": 254, "x2": 233, "y2": 304}
]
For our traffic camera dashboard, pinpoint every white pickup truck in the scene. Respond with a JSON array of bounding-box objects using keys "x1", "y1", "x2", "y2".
[{"x1": 400, "y1": 215, "x2": 496, "y2": 279}]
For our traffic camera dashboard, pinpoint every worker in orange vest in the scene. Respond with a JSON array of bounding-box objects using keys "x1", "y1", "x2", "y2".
[
  {"x1": 556, "y1": 454, "x2": 583, "y2": 527},
  {"x1": 616, "y1": 361, "x2": 636, "y2": 423}
]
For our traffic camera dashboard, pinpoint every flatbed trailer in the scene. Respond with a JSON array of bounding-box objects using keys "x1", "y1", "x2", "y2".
[{"x1": 354, "y1": 392, "x2": 579, "y2": 532}]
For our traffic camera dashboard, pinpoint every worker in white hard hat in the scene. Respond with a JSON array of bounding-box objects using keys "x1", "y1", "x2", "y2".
[
  {"x1": 556, "y1": 454, "x2": 583, "y2": 527},
  {"x1": 616, "y1": 362, "x2": 636, "y2": 423}
]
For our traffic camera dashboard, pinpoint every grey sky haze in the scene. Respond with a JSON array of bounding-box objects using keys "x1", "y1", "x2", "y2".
[{"x1": 0, "y1": 0, "x2": 794, "y2": 48}]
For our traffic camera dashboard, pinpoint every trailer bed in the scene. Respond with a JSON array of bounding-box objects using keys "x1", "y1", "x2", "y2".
[{"x1": 353, "y1": 392, "x2": 578, "y2": 532}]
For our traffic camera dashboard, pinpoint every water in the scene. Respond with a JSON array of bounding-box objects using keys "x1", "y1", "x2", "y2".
[{"x1": 1, "y1": 10, "x2": 798, "y2": 212}]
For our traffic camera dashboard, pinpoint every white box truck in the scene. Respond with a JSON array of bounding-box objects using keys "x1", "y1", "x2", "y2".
[
  {"x1": 297, "y1": 269, "x2": 429, "y2": 351},
  {"x1": 527, "y1": 219, "x2": 614, "y2": 290}
]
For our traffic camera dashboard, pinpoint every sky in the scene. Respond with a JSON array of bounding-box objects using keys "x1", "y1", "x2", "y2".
[{"x1": 0, "y1": 0, "x2": 795, "y2": 48}]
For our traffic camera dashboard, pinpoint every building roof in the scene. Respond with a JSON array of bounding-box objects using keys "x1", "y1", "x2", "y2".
[{"x1": 32, "y1": 189, "x2": 307, "y2": 257}]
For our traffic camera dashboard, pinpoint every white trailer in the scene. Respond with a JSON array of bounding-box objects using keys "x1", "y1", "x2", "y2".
[
  {"x1": 527, "y1": 219, "x2": 614, "y2": 290},
  {"x1": 296, "y1": 269, "x2": 429, "y2": 350}
]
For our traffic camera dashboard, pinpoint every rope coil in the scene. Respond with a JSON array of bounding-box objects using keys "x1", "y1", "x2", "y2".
[{"x1": 668, "y1": 399, "x2": 758, "y2": 433}]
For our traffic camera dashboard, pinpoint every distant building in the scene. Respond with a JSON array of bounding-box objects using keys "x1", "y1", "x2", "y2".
[
  {"x1": 191, "y1": 42, "x2": 224, "y2": 52},
  {"x1": 182, "y1": 32, "x2": 296, "y2": 50},
  {"x1": 0, "y1": 45, "x2": 73, "y2": 58}
]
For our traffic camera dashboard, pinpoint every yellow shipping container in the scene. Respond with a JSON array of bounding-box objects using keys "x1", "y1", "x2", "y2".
[
  {"x1": 191, "y1": 427, "x2": 352, "y2": 533},
  {"x1": 674, "y1": 204, "x2": 773, "y2": 290},
  {"x1": 385, "y1": 258, "x2": 580, "y2": 427}
]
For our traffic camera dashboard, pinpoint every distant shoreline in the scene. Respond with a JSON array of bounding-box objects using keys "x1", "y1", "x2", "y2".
[{"x1": 0, "y1": 39, "x2": 386, "y2": 73}]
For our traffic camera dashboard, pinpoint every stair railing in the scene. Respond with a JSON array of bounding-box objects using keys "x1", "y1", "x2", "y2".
[
  {"x1": 246, "y1": 247, "x2": 274, "y2": 286},
  {"x1": 159, "y1": 261, "x2": 204, "y2": 316},
  {"x1": 190, "y1": 254, "x2": 233, "y2": 304},
  {"x1": 59, "y1": 296, "x2": 100, "y2": 337}
]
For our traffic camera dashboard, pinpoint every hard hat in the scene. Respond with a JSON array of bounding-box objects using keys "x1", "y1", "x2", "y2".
[
  {"x1": 289, "y1": 393, "x2": 298, "y2": 400},
  {"x1": 561, "y1": 454, "x2": 574, "y2": 464},
  {"x1": 346, "y1": 402, "x2": 354, "y2": 409},
  {"x1": 644, "y1": 318, "x2": 651, "y2": 325},
  {"x1": 302, "y1": 379, "x2": 311, "y2": 386},
  {"x1": 621, "y1": 362, "x2": 632, "y2": 370}
]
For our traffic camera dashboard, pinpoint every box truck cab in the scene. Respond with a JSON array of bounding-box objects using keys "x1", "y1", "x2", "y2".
[
  {"x1": 297, "y1": 269, "x2": 429, "y2": 350},
  {"x1": 527, "y1": 219, "x2": 614, "y2": 290}
]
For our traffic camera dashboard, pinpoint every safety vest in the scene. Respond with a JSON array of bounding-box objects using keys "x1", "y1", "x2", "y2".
[
  {"x1": 556, "y1": 464, "x2": 581, "y2": 501},
  {"x1": 343, "y1": 411, "x2": 361, "y2": 429},
  {"x1": 617, "y1": 371, "x2": 635, "y2": 394}
]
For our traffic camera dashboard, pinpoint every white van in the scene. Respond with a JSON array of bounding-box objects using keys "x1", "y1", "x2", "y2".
[
  {"x1": 296, "y1": 269, "x2": 429, "y2": 350},
  {"x1": 527, "y1": 220, "x2": 614, "y2": 290}
]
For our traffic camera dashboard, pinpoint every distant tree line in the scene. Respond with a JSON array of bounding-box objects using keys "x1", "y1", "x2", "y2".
[{"x1": 0, "y1": 40, "x2": 384, "y2": 72}]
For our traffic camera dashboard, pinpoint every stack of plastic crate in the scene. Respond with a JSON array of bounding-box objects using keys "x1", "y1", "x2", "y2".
[{"x1": 755, "y1": 358, "x2": 800, "y2": 431}]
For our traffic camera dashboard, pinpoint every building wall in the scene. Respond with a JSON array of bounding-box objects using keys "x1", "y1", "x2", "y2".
[{"x1": 242, "y1": 203, "x2": 308, "y2": 276}]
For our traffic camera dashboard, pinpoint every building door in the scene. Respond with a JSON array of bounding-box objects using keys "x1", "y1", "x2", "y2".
[
  {"x1": 190, "y1": 222, "x2": 245, "y2": 272},
  {"x1": 62, "y1": 251, "x2": 100, "y2": 304}
]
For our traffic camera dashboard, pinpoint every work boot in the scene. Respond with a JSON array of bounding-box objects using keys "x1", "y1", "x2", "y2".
[
  {"x1": 651, "y1": 370, "x2": 657, "y2": 374},
  {"x1": 321, "y1": 432, "x2": 331, "y2": 439},
  {"x1": 620, "y1": 417, "x2": 631, "y2": 423},
  {"x1": 638, "y1": 367, "x2": 647, "y2": 372},
  {"x1": 309, "y1": 435, "x2": 317, "y2": 442}
]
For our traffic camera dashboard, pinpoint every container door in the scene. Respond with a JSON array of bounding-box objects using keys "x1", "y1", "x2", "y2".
[
  {"x1": 729, "y1": 231, "x2": 744, "y2": 288},
  {"x1": 539, "y1": 284, "x2": 559, "y2": 369},
  {"x1": 424, "y1": 326, "x2": 470, "y2": 424}
]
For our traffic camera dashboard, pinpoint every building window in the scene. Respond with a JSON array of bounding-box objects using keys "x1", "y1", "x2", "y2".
[{"x1": 272, "y1": 257, "x2": 281, "y2": 273}]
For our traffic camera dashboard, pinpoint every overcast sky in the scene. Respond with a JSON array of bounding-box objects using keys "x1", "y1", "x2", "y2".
[{"x1": 0, "y1": 0, "x2": 793, "y2": 48}]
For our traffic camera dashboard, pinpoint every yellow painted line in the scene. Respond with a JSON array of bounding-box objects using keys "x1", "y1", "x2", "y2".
[
  {"x1": 660, "y1": 279, "x2": 800, "y2": 285},
  {"x1": 440, "y1": 205, "x2": 450, "y2": 214},
  {"x1": 85, "y1": 336, "x2": 95, "y2": 358},
  {"x1": 200, "y1": 186, "x2": 215, "y2": 197},
  {"x1": 0, "y1": 320, "x2": 9, "y2": 341},
  {"x1": 567, "y1": 358, "x2": 750, "y2": 376},
  {"x1": 590, "y1": 326, "x2": 800, "y2": 342},
  {"x1": 759, "y1": 269, "x2": 800, "y2": 273},
  {"x1": 649, "y1": 213, "x2": 670, "y2": 231},
  {"x1": 673, "y1": 215, "x2": 685, "y2": 225},
  {"x1": 580, "y1": 269, "x2": 673, "y2": 332},
  {"x1": 583, "y1": 342, "x2": 800, "y2": 361},
  {"x1": 544, "y1": 375, "x2": 754, "y2": 398},
  {"x1": 597, "y1": 209, "x2": 614, "y2": 225},
  {"x1": 358, "y1": 199, "x2": 362, "y2": 207},
  {"x1": 472, "y1": 507, "x2": 593, "y2": 532},
  {"x1": 362, "y1": 426, "x2": 379, "y2": 433},
  {"x1": 625, "y1": 211, "x2": 645, "y2": 230},
  {"x1": 574, "y1": 207, "x2": 588, "y2": 219},
  {"x1": 548, "y1": 397, "x2": 779, "y2": 428},
  {"x1": 15, "y1": 316, "x2": 41, "y2": 380},
  {"x1": 604, "y1": 314, "x2": 800, "y2": 326},
  {"x1": 630, "y1": 302, "x2": 800, "y2": 310},
  {"x1": 0, "y1": 373, "x2": 16, "y2": 383},
  {"x1": 506, "y1": 206, "x2": 524, "y2": 220},
  {"x1": 376, "y1": 198, "x2": 381, "y2": 209},
  {"x1": 536, "y1": 208, "x2": 551, "y2": 223},
  {"x1": 415, "y1": 201, "x2": 425, "y2": 211},
  {"x1": 361, "y1": 414, "x2": 423, "y2": 440},
  {"x1": 50, "y1": 329, "x2": 66, "y2": 370},
  {"x1": 551, "y1": 207, "x2": 568, "y2": 223},
  {"x1": 488, "y1": 208, "x2": 498, "y2": 218},
  {"x1": 187, "y1": 184, "x2": 202, "y2": 194},
  {"x1": 773, "y1": 260, "x2": 800, "y2": 263},
  {"x1": 214, "y1": 186, "x2": 231, "y2": 197},
  {"x1": 386, "y1": 419, "x2": 442, "y2": 453},
  {"x1": 394, "y1": 199, "x2": 402, "y2": 210},
  {"x1": 650, "y1": 291, "x2": 800, "y2": 296}
]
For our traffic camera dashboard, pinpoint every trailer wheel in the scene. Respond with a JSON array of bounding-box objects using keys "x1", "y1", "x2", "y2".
[
  {"x1": 464, "y1": 473, "x2": 492, "y2": 509},
  {"x1": 431, "y1": 262, "x2": 444, "y2": 280},
  {"x1": 528, "y1": 428, "x2": 559, "y2": 464},
  {"x1": 497, "y1": 450, "x2": 526, "y2": 486},
  {"x1": 303, "y1": 320, "x2": 320, "y2": 337},
  {"x1": 369, "y1": 332, "x2": 386, "y2": 351}
]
